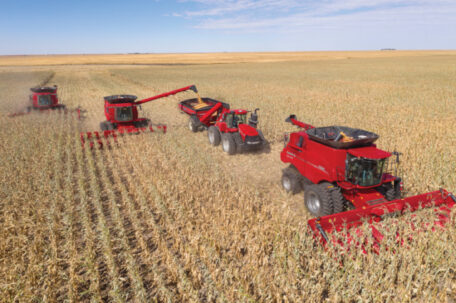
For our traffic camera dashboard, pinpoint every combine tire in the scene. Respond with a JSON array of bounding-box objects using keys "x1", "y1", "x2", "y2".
[
  {"x1": 222, "y1": 133, "x2": 236, "y2": 155},
  {"x1": 329, "y1": 185, "x2": 345, "y2": 214},
  {"x1": 100, "y1": 121, "x2": 107, "y2": 131},
  {"x1": 188, "y1": 115, "x2": 200, "y2": 132},
  {"x1": 281, "y1": 166, "x2": 302, "y2": 194},
  {"x1": 208, "y1": 126, "x2": 221, "y2": 146},
  {"x1": 304, "y1": 182, "x2": 334, "y2": 217}
]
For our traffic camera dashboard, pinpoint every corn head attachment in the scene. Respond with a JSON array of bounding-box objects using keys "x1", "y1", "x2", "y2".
[
  {"x1": 80, "y1": 124, "x2": 166, "y2": 149},
  {"x1": 308, "y1": 189, "x2": 456, "y2": 253}
]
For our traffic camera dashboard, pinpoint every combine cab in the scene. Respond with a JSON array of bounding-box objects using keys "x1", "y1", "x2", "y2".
[
  {"x1": 81, "y1": 85, "x2": 197, "y2": 148},
  {"x1": 8, "y1": 85, "x2": 83, "y2": 118},
  {"x1": 281, "y1": 114, "x2": 456, "y2": 251},
  {"x1": 179, "y1": 97, "x2": 268, "y2": 154}
]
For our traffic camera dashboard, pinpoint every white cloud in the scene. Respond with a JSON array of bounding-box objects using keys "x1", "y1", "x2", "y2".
[{"x1": 174, "y1": 0, "x2": 456, "y2": 31}]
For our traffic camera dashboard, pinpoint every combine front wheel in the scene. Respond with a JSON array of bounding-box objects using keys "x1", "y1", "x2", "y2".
[{"x1": 304, "y1": 182, "x2": 334, "y2": 217}]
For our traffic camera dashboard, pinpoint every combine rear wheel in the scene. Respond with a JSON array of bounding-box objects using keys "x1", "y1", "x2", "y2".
[
  {"x1": 281, "y1": 166, "x2": 302, "y2": 194},
  {"x1": 222, "y1": 133, "x2": 236, "y2": 155},
  {"x1": 304, "y1": 182, "x2": 334, "y2": 217},
  {"x1": 208, "y1": 126, "x2": 221, "y2": 146}
]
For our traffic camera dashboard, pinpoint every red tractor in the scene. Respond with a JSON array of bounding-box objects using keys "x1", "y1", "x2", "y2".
[
  {"x1": 8, "y1": 85, "x2": 82, "y2": 118},
  {"x1": 281, "y1": 114, "x2": 456, "y2": 246},
  {"x1": 81, "y1": 85, "x2": 197, "y2": 148},
  {"x1": 179, "y1": 96, "x2": 267, "y2": 154}
]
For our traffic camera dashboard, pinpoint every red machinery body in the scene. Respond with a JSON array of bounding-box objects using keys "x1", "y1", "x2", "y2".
[
  {"x1": 280, "y1": 114, "x2": 455, "y2": 249},
  {"x1": 8, "y1": 86, "x2": 82, "y2": 118},
  {"x1": 81, "y1": 85, "x2": 197, "y2": 148},
  {"x1": 179, "y1": 98, "x2": 268, "y2": 154}
]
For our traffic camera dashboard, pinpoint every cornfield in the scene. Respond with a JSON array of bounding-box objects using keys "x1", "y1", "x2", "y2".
[{"x1": 0, "y1": 52, "x2": 455, "y2": 302}]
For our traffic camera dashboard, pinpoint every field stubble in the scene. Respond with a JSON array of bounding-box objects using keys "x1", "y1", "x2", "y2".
[{"x1": 0, "y1": 53, "x2": 455, "y2": 302}]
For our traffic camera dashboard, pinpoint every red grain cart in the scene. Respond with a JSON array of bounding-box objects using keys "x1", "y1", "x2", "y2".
[{"x1": 179, "y1": 97, "x2": 268, "y2": 154}]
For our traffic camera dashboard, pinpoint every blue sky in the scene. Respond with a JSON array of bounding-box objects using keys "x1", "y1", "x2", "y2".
[{"x1": 1, "y1": 0, "x2": 455, "y2": 55}]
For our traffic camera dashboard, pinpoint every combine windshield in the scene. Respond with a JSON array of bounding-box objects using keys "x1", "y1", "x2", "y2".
[
  {"x1": 346, "y1": 154, "x2": 386, "y2": 187},
  {"x1": 115, "y1": 106, "x2": 133, "y2": 121},
  {"x1": 226, "y1": 113, "x2": 247, "y2": 128},
  {"x1": 38, "y1": 95, "x2": 52, "y2": 106}
]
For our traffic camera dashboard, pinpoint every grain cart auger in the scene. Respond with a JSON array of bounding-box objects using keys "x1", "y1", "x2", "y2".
[
  {"x1": 80, "y1": 85, "x2": 198, "y2": 148},
  {"x1": 179, "y1": 96, "x2": 268, "y2": 155},
  {"x1": 280, "y1": 114, "x2": 456, "y2": 251},
  {"x1": 8, "y1": 85, "x2": 84, "y2": 119}
]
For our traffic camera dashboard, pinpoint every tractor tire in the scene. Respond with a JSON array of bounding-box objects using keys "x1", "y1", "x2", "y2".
[
  {"x1": 281, "y1": 166, "x2": 302, "y2": 194},
  {"x1": 233, "y1": 132, "x2": 244, "y2": 152},
  {"x1": 221, "y1": 133, "x2": 236, "y2": 155},
  {"x1": 188, "y1": 115, "x2": 200, "y2": 132},
  {"x1": 208, "y1": 126, "x2": 221, "y2": 146},
  {"x1": 304, "y1": 182, "x2": 334, "y2": 217},
  {"x1": 257, "y1": 129, "x2": 266, "y2": 142},
  {"x1": 329, "y1": 185, "x2": 345, "y2": 214}
]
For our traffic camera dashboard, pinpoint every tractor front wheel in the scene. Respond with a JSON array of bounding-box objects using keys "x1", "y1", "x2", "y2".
[
  {"x1": 208, "y1": 126, "x2": 221, "y2": 146},
  {"x1": 304, "y1": 182, "x2": 334, "y2": 217},
  {"x1": 222, "y1": 133, "x2": 236, "y2": 155}
]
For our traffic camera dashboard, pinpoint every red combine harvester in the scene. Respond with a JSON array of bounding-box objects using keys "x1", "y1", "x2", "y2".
[
  {"x1": 81, "y1": 85, "x2": 197, "y2": 148},
  {"x1": 281, "y1": 114, "x2": 456, "y2": 249},
  {"x1": 8, "y1": 85, "x2": 82, "y2": 118},
  {"x1": 179, "y1": 97, "x2": 267, "y2": 154}
]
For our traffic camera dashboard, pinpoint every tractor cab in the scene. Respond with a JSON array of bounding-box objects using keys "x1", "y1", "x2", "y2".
[
  {"x1": 104, "y1": 95, "x2": 139, "y2": 123},
  {"x1": 224, "y1": 110, "x2": 248, "y2": 128},
  {"x1": 344, "y1": 141, "x2": 392, "y2": 187},
  {"x1": 30, "y1": 86, "x2": 58, "y2": 109}
]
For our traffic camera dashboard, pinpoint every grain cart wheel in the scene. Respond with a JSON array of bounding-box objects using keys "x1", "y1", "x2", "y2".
[
  {"x1": 222, "y1": 133, "x2": 236, "y2": 155},
  {"x1": 329, "y1": 185, "x2": 345, "y2": 214},
  {"x1": 304, "y1": 182, "x2": 334, "y2": 217},
  {"x1": 208, "y1": 126, "x2": 221, "y2": 146},
  {"x1": 281, "y1": 166, "x2": 302, "y2": 194},
  {"x1": 188, "y1": 115, "x2": 200, "y2": 132}
]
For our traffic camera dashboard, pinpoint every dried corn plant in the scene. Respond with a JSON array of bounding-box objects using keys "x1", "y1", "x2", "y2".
[{"x1": 0, "y1": 53, "x2": 455, "y2": 302}]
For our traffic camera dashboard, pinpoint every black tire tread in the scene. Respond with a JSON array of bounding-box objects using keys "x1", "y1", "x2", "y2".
[
  {"x1": 304, "y1": 182, "x2": 334, "y2": 217},
  {"x1": 282, "y1": 165, "x2": 303, "y2": 194}
]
